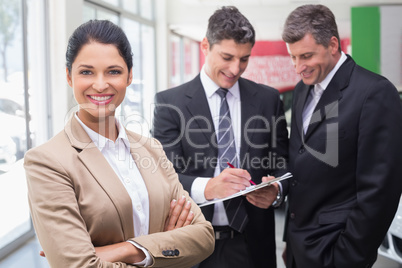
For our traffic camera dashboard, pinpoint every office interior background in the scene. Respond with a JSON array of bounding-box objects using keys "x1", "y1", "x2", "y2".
[{"x1": 0, "y1": 0, "x2": 401, "y2": 267}]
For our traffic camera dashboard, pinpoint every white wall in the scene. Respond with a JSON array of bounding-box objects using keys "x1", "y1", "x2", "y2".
[{"x1": 381, "y1": 5, "x2": 402, "y2": 87}]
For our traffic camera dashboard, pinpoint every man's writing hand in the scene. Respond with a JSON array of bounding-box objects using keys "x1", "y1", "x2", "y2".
[{"x1": 204, "y1": 168, "x2": 252, "y2": 200}]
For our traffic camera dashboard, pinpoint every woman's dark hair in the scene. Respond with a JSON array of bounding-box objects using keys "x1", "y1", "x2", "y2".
[
  {"x1": 206, "y1": 6, "x2": 255, "y2": 48},
  {"x1": 66, "y1": 20, "x2": 133, "y2": 74},
  {"x1": 282, "y1": 4, "x2": 341, "y2": 53}
]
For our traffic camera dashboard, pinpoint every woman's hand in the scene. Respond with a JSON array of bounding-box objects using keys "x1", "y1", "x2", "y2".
[
  {"x1": 95, "y1": 242, "x2": 145, "y2": 263},
  {"x1": 164, "y1": 196, "x2": 194, "y2": 231},
  {"x1": 40, "y1": 242, "x2": 146, "y2": 264}
]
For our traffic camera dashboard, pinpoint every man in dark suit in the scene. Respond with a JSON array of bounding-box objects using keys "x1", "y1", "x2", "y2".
[
  {"x1": 281, "y1": 4, "x2": 402, "y2": 268},
  {"x1": 152, "y1": 6, "x2": 288, "y2": 268}
]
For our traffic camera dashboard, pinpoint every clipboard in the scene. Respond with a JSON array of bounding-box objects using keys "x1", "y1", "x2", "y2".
[{"x1": 198, "y1": 172, "x2": 292, "y2": 207}]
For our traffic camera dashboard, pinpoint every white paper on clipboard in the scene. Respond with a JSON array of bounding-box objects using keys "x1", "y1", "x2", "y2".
[{"x1": 198, "y1": 172, "x2": 293, "y2": 207}]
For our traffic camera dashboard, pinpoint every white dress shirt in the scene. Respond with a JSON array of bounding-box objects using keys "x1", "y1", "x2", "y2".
[
  {"x1": 75, "y1": 113, "x2": 152, "y2": 266},
  {"x1": 190, "y1": 66, "x2": 242, "y2": 226}
]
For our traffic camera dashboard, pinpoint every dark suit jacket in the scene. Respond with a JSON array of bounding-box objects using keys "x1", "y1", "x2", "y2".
[
  {"x1": 153, "y1": 75, "x2": 289, "y2": 267},
  {"x1": 284, "y1": 55, "x2": 402, "y2": 268}
]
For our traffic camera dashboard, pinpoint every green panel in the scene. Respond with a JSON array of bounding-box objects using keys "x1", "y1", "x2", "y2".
[{"x1": 351, "y1": 6, "x2": 380, "y2": 74}]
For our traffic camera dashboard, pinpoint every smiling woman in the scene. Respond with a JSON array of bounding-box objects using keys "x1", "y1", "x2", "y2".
[
  {"x1": 23, "y1": 20, "x2": 214, "y2": 268},
  {"x1": 66, "y1": 42, "x2": 132, "y2": 140}
]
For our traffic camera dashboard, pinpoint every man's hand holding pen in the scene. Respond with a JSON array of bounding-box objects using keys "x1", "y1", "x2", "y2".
[{"x1": 204, "y1": 168, "x2": 253, "y2": 200}]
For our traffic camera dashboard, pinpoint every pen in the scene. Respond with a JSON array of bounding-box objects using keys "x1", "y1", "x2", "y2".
[{"x1": 226, "y1": 162, "x2": 256, "y2": 185}]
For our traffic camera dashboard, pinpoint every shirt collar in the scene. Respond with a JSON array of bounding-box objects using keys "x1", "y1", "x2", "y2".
[
  {"x1": 317, "y1": 51, "x2": 347, "y2": 90},
  {"x1": 200, "y1": 65, "x2": 240, "y2": 100},
  {"x1": 74, "y1": 113, "x2": 130, "y2": 151}
]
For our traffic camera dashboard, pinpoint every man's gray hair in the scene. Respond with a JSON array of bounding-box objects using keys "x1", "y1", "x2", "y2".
[{"x1": 282, "y1": 4, "x2": 341, "y2": 52}]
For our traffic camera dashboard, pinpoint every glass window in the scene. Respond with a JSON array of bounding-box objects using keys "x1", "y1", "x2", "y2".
[
  {"x1": 0, "y1": 0, "x2": 49, "y2": 259},
  {"x1": 28, "y1": 0, "x2": 52, "y2": 148},
  {"x1": 0, "y1": 0, "x2": 25, "y2": 173},
  {"x1": 139, "y1": 0, "x2": 153, "y2": 20},
  {"x1": 83, "y1": 0, "x2": 156, "y2": 136},
  {"x1": 83, "y1": 5, "x2": 96, "y2": 22},
  {"x1": 101, "y1": 0, "x2": 118, "y2": 6},
  {"x1": 120, "y1": 19, "x2": 143, "y2": 132},
  {"x1": 169, "y1": 34, "x2": 182, "y2": 87},
  {"x1": 169, "y1": 34, "x2": 200, "y2": 87},
  {"x1": 122, "y1": 0, "x2": 138, "y2": 13},
  {"x1": 97, "y1": 8, "x2": 119, "y2": 23},
  {"x1": 119, "y1": 19, "x2": 156, "y2": 136},
  {"x1": 183, "y1": 38, "x2": 200, "y2": 83},
  {"x1": 138, "y1": 24, "x2": 155, "y2": 134},
  {"x1": 83, "y1": 3, "x2": 119, "y2": 23}
]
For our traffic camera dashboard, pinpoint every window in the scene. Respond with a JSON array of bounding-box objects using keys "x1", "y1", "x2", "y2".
[
  {"x1": 83, "y1": 0, "x2": 156, "y2": 136},
  {"x1": 169, "y1": 33, "x2": 200, "y2": 87},
  {"x1": 0, "y1": 0, "x2": 49, "y2": 259},
  {"x1": 83, "y1": 2, "x2": 119, "y2": 23},
  {"x1": 170, "y1": 34, "x2": 182, "y2": 87},
  {"x1": 122, "y1": 0, "x2": 138, "y2": 14}
]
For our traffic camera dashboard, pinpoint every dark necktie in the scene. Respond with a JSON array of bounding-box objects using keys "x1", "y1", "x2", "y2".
[{"x1": 216, "y1": 88, "x2": 248, "y2": 233}]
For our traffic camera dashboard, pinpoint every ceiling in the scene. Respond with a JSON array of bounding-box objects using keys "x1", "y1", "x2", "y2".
[{"x1": 166, "y1": 0, "x2": 402, "y2": 41}]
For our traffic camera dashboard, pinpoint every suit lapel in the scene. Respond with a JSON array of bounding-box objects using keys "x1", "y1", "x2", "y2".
[
  {"x1": 303, "y1": 56, "x2": 355, "y2": 140},
  {"x1": 294, "y1": 84, "x2": 312, "y2": 141},
  {"x1": 304, "y1": 85, "x2": 341, "y2": 140},
  {"x1": 65, "y1": 116, "x2": 135, "y2": 239},
  {"x1": 185, "y1": 76, "x2": 217, "y2": 146},
  {"x1": 238, "y1": 79, "x2": 260, "y2": 163}
]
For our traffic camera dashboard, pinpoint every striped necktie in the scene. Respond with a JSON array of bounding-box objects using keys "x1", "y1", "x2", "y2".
[{"x1": 216, "y1": 88, "x2": 248, "y2": 233}]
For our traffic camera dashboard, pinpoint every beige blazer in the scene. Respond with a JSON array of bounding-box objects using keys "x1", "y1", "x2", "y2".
[{"x1": 24, "y1": 116, "x2": 214, "y2": 268}]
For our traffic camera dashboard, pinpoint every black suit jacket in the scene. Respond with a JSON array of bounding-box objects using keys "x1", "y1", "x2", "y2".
[
  {"x1": 284, "y1": 55, "x2": 402, "y2": 268},
  {"x1": 153, "y1": 75, "x2": 289, "y2": 267}
]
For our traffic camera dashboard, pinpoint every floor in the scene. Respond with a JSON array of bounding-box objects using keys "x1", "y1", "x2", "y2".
[{"x1": 0, "y1": 209, "x2": 401, "y2": 268}]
